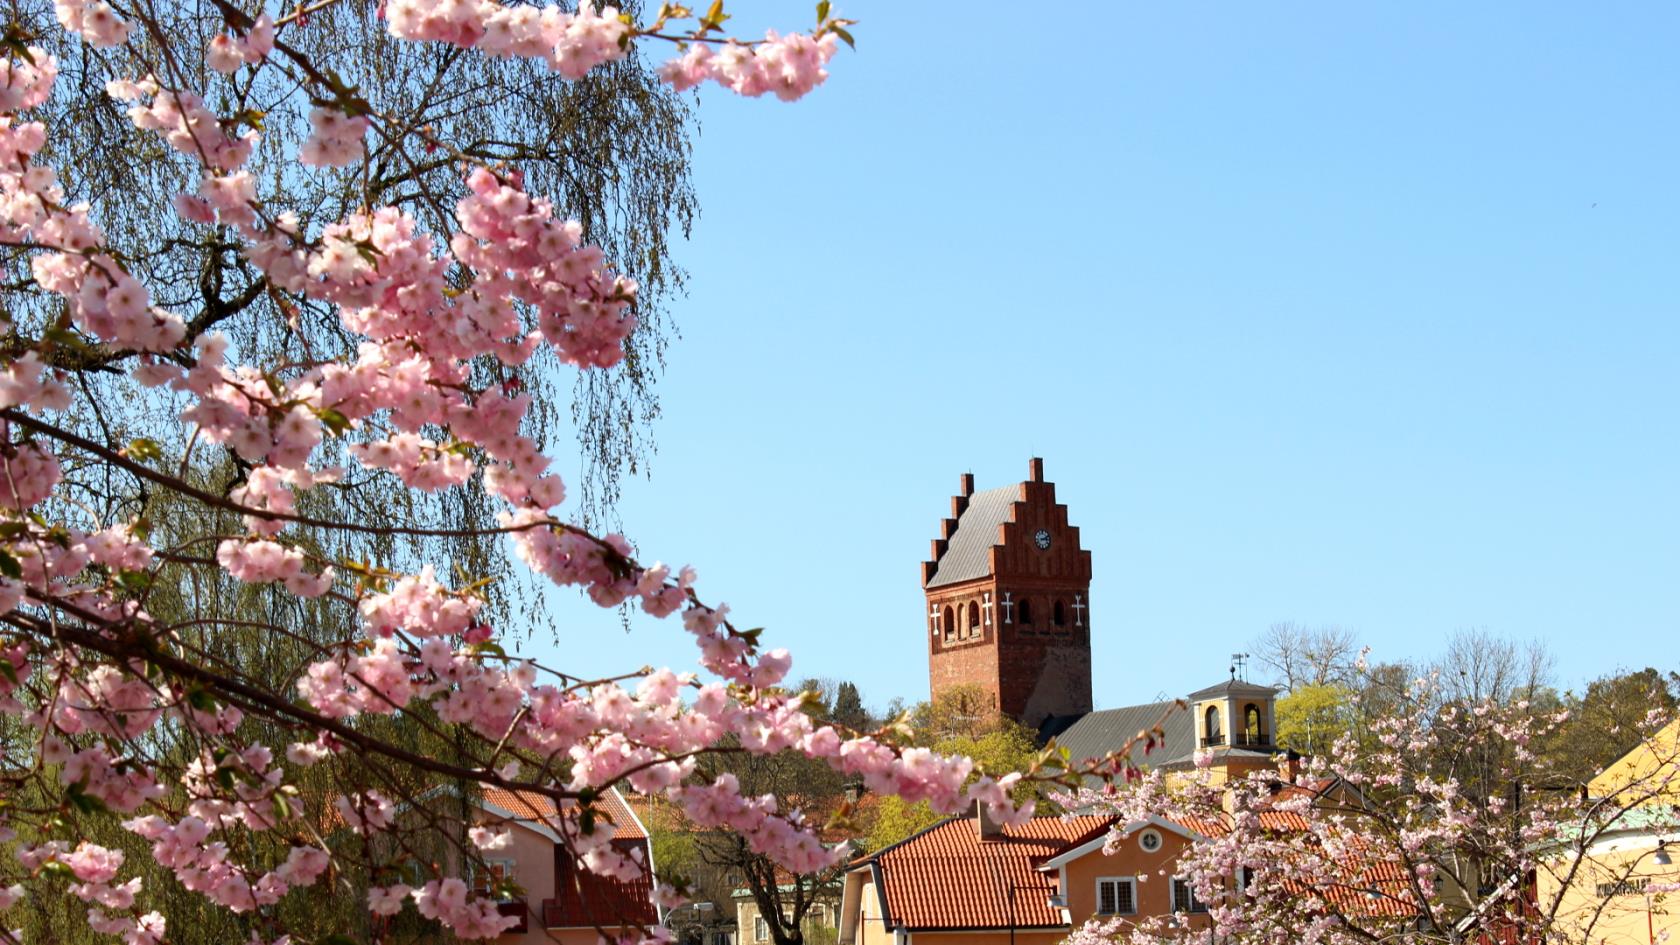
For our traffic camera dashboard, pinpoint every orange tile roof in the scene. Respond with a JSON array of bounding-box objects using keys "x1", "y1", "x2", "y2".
[
  {"x1": 479, "y1": 787, "x2": 647, "y2": 840},
  {"x1": 477, "y1": 787, "x2": 656, "y2": 928},
  {"x1": 865, "y1": 816, "x2": 1113, "y2": 931}
]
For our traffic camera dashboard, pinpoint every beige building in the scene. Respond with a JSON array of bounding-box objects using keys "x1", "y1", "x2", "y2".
[{"x1": 734, "y1": 882, "x2": 841, "y2": 945}]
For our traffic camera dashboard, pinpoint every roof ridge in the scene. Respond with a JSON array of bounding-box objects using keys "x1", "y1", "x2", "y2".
[{"x1": 856, "y1": 815, "x2": 968, "y2": 864}]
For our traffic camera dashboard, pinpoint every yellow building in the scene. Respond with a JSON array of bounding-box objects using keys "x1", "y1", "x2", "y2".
[
  {"x1": 1589, "y1": 717, "x2": 1680, "y2": 806},
  {"x1": 1534, "y1": 718, "x2": 1680, "y2": 945}
]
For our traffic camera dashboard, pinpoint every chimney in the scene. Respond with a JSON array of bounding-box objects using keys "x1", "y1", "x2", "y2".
[
  {"x1": 975, "y1": 799, "x2": 1004, "y2": 841},
  {"x1": 1277, "y1": 752, "x2": 1301, "y2": 785},
  {"x1": 1028, "y1": 457, "x2": 1044, "y2": 483},
  {"x1": 960, "y1": 472, "x2": 975, "y2": 498}
]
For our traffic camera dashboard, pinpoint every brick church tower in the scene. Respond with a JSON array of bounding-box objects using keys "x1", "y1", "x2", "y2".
[{"x1": 922, "y1": 458, "x2": 1093, "y2": 728}]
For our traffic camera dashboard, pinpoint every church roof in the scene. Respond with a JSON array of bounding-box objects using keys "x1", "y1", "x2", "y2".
[
  {"x1": 926, "y1": 485, "x2": 1017, "y2": 588},
  {"x1": 1046, "y1": 700, "x2": 1196, "y2": 771},
  {"x1": 1186, "y1": 678, "x2": 1279, "y2": 700}
]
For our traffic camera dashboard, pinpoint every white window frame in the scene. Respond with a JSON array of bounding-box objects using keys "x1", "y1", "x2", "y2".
[
  {"x1": 1171, "y1": 877, "x2": 1210, "y2": 914},
  {"x1": 470, "y1": 858, "x2": 518, "y2": 902},
  {"x1": 1137, "y1": 827, "x2": 1164, "y2": 853},
  {"x1": 753, "y1": 915, "x2": 769, "y2": 942},
  {"x1": 1095, "y1": 876, "x2": 1137, "y2": 916}
]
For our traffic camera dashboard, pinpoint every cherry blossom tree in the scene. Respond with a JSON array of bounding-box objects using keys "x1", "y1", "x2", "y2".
[
  {"x1": 1059, "y1": 662, "x2": 1680, "y2": 945},
  {"x1": 0, "y1": 3, "x2": 1093, "y2": 943}
]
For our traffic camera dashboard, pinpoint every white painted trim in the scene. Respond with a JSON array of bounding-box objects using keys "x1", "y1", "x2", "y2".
[
  {"x1": 1093, "y1": 875, "x2": 1138, "y2": 917},
  {"x1": 1584, "y1": 831, "x2": 1676, "y2": 857},
  {"x1": 475, "y1": 799, "x2": 564, "y2": 843},
  {"x1": 616, "y1": 789, "x2": 661, "y2": 924},
  {"x1": 1169, "y1": 876, "x2": 1211, "y2": 915},
  {"x1": 1057, "y1": 864, "x2": 1070, "y2": 924},
  {"x1": 1037, "y1": 816, "x2": 1199, "y2": 871}
]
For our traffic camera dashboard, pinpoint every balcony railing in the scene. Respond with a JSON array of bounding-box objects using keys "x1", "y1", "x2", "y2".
[
  {"x1": 1232, "y1": 730, "x2": 1270, "y2": 748},
  {"x1": 542, "y1": 900, "x2": 566, "y2": 930},
  {"x1": 1201, "y1": 734, "x2": 1224, "y2": 747},
  {"x1": 496, "y1": 900, "x2": 529, "y2": 934}
]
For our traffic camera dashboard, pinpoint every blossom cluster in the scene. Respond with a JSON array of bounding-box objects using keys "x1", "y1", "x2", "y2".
[
  {"x1": 0, "y1": 11, "x2": 1031, "y2": 945},
  {"x1": 659, "y1": 31, "x2": 840, "y2": 101}
]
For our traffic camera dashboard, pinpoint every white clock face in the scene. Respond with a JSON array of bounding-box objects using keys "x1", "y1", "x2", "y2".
[{"x1": 1033, "y1": 529, "x2": 1051, "y2": 550}]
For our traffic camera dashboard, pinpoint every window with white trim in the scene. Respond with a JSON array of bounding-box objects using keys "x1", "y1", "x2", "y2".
[
  {"x1": 470, "y1": 858, "x2": 517, "y2": 902},
  {"x1": 1137, "y1": 827, "x2": 1163, "y2": 853},
  {"x1": 1171, "y1": 877, "x2": 1209, "y2": 914},
  {"x1": 1095, "y1": 877, "x2": 1136, "y2": 915},
  {"x1": 754, "y1": 916, "x2": 769, "y2": 942}
]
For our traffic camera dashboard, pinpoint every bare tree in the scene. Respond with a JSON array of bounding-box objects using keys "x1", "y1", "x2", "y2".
[
  {"x1": 1432, "y1": 628, "x2": 1555, "y2": 707},
  {"x1": 1253, "y1": 622, "x2": 1360, "y2": 690}
]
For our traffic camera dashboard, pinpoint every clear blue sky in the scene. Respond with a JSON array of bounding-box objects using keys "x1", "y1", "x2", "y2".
[{"x1": 521, "y1": 1, "x2": 1680, "y2": 714}]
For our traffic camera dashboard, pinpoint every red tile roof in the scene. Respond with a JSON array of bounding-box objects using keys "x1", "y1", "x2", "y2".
[
  {"x1": 479, "y1": 786, "x2": 647, "y2": 840},
  {"x1": 866, "y1": 816, "x2": 1113, "y2": 931}
]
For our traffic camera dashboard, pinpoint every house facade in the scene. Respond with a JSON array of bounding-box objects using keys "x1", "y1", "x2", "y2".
[
  {"x1": 837, "y1": 808, "x2": 1212, "y2": 945},
  {"x1": 734, "y1": 881, "x2": 843, "y2": 945},
  {"x1": 467, "y1": 786, "x2": 659, "y2": 944}
]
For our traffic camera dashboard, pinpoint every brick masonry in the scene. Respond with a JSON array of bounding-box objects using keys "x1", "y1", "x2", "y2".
[{"x1": 923, "y1": 459, "x2": 1094, "y2": 728}]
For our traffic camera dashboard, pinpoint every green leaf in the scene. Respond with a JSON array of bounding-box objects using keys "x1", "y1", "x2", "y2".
[
  {"x1": 816, "y1": 1, "x2": 829, "y2": 23},
  {"x1": 316, "y1": 407, "x2": 352, "y2": 435},
  {"x1": 0, "y1": 521, "x2": 29, "y2": 540},
  {"x1": 353, "y1": 238, "x2": 383, "y2": 266},
  {"x1": 186, "y1": 687, "x2": 218, "y2": 712},
  {"x1": 66, "y1": 782, "x2": 109, "y2": 815},
  {"x1": 320, "y1": 935, "x2": 361, "y2": 945},
  {"x1": 42, "y1": 324, "x2": 89, "y2": 351},
  {"x1": 125, "y1": 438, "x2": 163, "y2": 463},
  {"x1": 832, "y1": 25, "x2": 855, "y2": 48},
  {"x1": 0, "y1": 550, "x2": 19, "y2": 580},
  {"x1": 113, "y1": 570, "x2": 153, "y2": 593}
]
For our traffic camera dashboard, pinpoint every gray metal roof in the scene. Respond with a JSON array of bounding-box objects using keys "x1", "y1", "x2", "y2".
[
  {"x1": 926, "y1": 486, "x2": 1018, "y2": 588},
  {"x1": 1186, "y1": 679, "x2": 1278, "y2": 700},
  {"x1": 1046, "y1": 701, "x2": 1195, "y2": 770}
]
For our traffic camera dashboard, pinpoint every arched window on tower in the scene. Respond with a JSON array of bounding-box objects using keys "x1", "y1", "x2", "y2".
[
  {"x1": 967, "y1": 601, "x2": 980, "y2": 637},
  {"x1": 1053, "y1": 599, "x2": 1067, "y2": 627},
  {"x1": 1204, "y1": 706, "x2": 1223, "y2": 747},
  {"x1": 942, "y1": 605, "x2": 955, "y2": 641},
  {"x1": 1018, "y1": 598, "x2": 1033, "y2": 626},
  {"x1": 1243, "y1": 704, "x2": 1262, "y2": 746}
]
